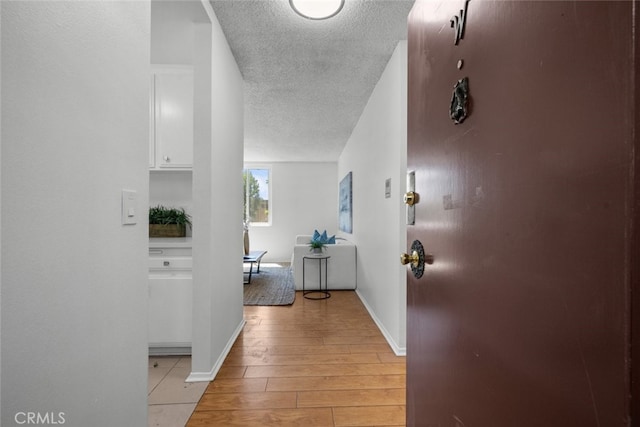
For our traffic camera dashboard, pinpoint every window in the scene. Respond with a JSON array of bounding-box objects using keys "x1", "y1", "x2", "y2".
[{"x1": 243, "y1": 167, "x2": 271, "y2": 225}]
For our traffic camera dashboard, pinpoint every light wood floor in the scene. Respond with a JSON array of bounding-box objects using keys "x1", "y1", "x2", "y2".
[{"x1": 186, "y1": 290, "x2": 406, "y2": 426}]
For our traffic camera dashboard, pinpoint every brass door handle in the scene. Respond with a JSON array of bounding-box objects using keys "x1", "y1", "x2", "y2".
[
  {"x1": 401, "y1": 240, "x2": 433, "y2": 279},
  {"x1": 404, "y1": 191, "x2": 419, "y2": 206},
  {"x1": 400, "y1": 251, "x2": 420, "y2": 267}
]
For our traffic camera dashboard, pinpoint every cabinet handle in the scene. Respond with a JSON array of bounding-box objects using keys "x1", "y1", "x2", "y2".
[
  {"x1": 163, "y1": 261, "x2": 170, "y2": 266},
  {"x1": 163, "y1": 156, "x2": 170, "y2": 162}
]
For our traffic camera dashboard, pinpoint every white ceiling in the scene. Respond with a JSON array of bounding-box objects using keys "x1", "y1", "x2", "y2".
[{"x1": 209, "y1": 0, "x2": 415, "y2": 162}]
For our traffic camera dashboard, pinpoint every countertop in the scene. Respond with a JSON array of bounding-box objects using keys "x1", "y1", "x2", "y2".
[{"x1": 149, "y1": 237, "x2": 192, "y2": 249}]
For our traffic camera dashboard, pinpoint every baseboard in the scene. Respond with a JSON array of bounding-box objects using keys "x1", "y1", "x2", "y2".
[
  {"x1": 186, "y1": 319, "x2": 246, "y2": 382},
  {"x1": 149, "y1": 345, "x2": 192, "y2": 357},
  {"x1": 355, "y1": 289, "x2": 406, "y2": 356}
]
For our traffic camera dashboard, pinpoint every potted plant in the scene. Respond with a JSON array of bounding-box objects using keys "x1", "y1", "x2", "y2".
[
  {"x1": 149, "y1": 205, "x2": 192, "y2": 238},
  {"x1": 309, "y1": 239, "x2": 326, "y2": 254}
]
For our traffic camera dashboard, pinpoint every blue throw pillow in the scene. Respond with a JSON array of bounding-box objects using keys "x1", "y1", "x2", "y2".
[{"x1": 311, "y1": 229, "x2": 335, "y2": 244}]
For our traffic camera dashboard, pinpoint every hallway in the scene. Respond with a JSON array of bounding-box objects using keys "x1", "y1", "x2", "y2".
[{"x1": 186, "y1": 290, "x2": 406, "y2": 426}]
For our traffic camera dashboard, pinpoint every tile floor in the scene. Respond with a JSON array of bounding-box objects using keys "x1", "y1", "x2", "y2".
[{"x1": 148, "y1": 356, "x2": 206, "y2": 427}]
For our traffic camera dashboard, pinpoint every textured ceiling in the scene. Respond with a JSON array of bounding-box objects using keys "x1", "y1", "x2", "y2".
[{"x1": 209, "y1": 0, "x2": 415, "y2": 162}]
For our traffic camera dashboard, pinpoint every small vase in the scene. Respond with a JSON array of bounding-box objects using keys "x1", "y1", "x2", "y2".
[{"x1": 243, "y1": 230, "x2": 250, "y2": 255}]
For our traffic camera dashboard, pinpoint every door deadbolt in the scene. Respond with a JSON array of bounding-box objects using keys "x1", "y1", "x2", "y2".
[
  {"x1": 401, "y1": 240, "x2": 433, "y2": 279},
  {"x1": 404, "y1": 191, "x2": 419, "y2": 206},
  {"x1": 406, "y1": 171, "x2": 417, "y2": 225}
]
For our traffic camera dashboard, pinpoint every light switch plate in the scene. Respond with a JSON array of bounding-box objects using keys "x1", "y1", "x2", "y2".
[{"x1": 122, "y1": 189, "x2": 137, "y2": 225}]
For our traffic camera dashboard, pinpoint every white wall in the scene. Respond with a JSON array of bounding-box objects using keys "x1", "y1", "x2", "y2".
[
  {"x1": 189, "y1": 2, "x2": 245, "y2": 380},
  {"x1": 0, "y1": 8, "x2": 3, "y2": 424},
  {"x1": 151, "y1": 0, "x2": 195, "y2": 65},
  {"x1": 247, "y1": 162, "x2": 338, "y2": 262},
  {"x1": 338, "y1": 42, "x2": 408, "y2": 353},
  {"x1": 1, "y1": 7, "x2": 4, "y2": 421},
  {"x1": 149, "y1": 171, "x2": 192, "y2": 213},
  {"x1": 1, "y1": 2, "x2": 150, "y2": 426}
]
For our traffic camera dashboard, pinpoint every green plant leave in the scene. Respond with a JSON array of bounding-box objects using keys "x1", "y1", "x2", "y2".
[{"x1": 149, "y1": 205, "x2": 192, "y2": 227}]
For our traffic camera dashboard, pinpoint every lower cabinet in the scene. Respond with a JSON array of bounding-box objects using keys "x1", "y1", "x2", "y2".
[{"x1": 148, "y1": 247, "x2": 192, "y2": 355}]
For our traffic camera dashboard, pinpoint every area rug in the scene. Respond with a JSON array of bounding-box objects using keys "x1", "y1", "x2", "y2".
[{"x1": 243, "y1": 266, "x2": 296, "y2": 306}]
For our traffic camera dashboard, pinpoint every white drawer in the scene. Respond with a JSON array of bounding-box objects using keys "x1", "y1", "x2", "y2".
[
  {"x1": 149, "y1": 257, "x2": 192, "y2": 270},
  {"x1": 149, "y1": 248, "x2": 192, "y2": 257}
]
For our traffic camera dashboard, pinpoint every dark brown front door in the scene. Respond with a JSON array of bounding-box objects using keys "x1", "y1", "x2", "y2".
[{"x1": 406, "y1": 1, "x2": 636, "y2": 425}]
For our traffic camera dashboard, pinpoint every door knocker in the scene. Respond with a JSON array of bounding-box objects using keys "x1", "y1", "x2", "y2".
[{"x1": 450, "y1": 77, "x2": 470, "y2": 124}]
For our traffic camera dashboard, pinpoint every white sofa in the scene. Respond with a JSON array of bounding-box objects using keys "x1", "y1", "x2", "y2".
[{"x1": 292, "y1": 235, "x2": 357, "y2": 290}]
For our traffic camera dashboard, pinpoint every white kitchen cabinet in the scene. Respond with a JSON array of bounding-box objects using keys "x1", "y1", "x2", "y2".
[
  {"x1": 148, "y1": 276, "x2": 192, "y2": 347},
  {"x1": 148, "y1": 245, "x2": 192, "y2": 355},
  {"x1": 149, "y1": 66, "x2": 194, "y2": 170}
]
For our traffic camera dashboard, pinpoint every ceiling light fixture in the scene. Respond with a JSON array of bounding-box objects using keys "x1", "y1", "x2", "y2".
[{"x1": 289, "y1": 0, "x2": 345, "y2": 20}]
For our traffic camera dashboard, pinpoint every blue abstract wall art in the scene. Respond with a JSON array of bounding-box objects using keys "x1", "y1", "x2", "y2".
[{"x1": 339, "y1": 172, "x2": 352, "y2": 233}]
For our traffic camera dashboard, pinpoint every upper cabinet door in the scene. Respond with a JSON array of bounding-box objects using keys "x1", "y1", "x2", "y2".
[
  {"x1": 152, "y1": 67, "x2": 194, "y2": 169},
  {"x1": 149, "y1": 74, "x2": 156, "y2": 168}
]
